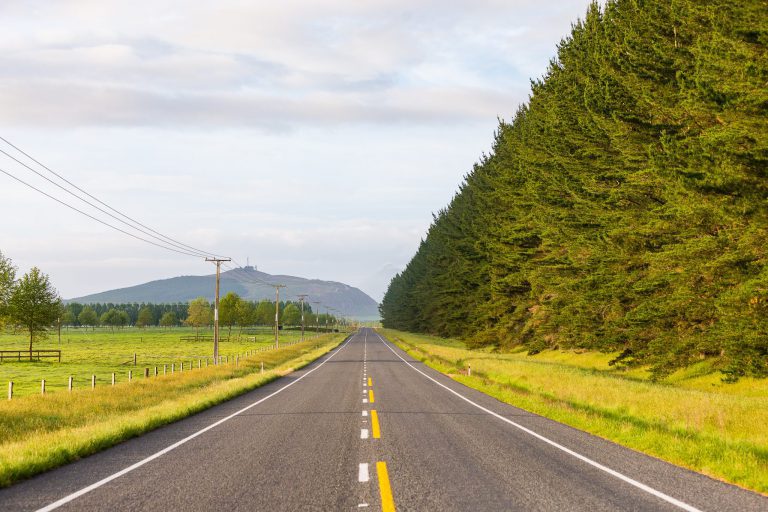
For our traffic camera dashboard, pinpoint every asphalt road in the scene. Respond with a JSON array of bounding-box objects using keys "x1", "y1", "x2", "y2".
[{"x1": 1, "y1": 328, "x2": 765, "y2": 511}]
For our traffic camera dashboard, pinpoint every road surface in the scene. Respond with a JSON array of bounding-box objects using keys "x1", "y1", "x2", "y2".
[{"x1": 0, "y1": 328, "x2": 765, "y2": 511}]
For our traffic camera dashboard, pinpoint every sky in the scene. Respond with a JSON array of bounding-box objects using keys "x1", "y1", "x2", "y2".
[{"x1": 0, "y1": 0, "x2": 595, "y2": 302}]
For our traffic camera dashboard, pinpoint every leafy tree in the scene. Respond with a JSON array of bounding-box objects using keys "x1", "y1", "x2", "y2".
[
  {"x1": 219, "y1": 292, "x2": 241, "y2": 338},
  {"x1": 8, "y1": 267, "x2": 61, "y2": 358},
  {"x1": 186, "y1": 297, "x2": 212, "y2": 338},
  {"x1": 282, "y1": 303, "x2": 301, "y2": 326},
  {"x1": 78, "y1": 307, "x2": 99, "y2": 330},
  {"x1": 100, "y1": 308, "x2": 129, "y2": 332},
  {"x1": 0, "y1": 250, "x2": 16, "y2": 327},
  {"x1": 136, "y1": 306, "x2": 155, "y2": 328},
  {"x1": 60, "y1": 309, "x2": 76, "y2": 328},
  {"x1": 255, "y1": 300, "x2": 273, "y2": 326},
  {"x1": 159, "y1": 311, "x2": 178, "y2": 328},
  {"x1": 237, "y1": 300, "x2": 257, "y2": 338}
]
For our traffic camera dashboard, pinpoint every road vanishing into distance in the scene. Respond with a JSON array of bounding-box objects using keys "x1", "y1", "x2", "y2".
[{"x1": 1, "y1": 328, "x2": 765, "y2": 511}]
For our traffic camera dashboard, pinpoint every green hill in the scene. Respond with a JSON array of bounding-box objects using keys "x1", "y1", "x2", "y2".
[
  {"x1": 380, "y1": 0, "x2": 768, "y2": 379},
  {"x1": 70, "y1": 266, "x2": 380, "y2": 319}
]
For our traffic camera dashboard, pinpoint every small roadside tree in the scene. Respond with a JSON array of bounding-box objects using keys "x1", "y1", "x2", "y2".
[
  {"x1": 255, "y1": 300, "x2": 273, "y2": 326},
  {"x1": 185, "y1": 297, "x2": 212, "y2": 339},
  {"x1": 237, "y1": 300, "x2": 257, "y2": 338},
  {"x1": 219, "y1": 292, "x2": 241, "y2": 339},
  {"x1": 8, "y1": 267, "x2": 61, "y2": 359},
  {"x1": 78, "y1": 306, "x2": 98, "y2": 331},
  {"x1": 136, "y1": 306, "x2": 155, "y2": 328},
  {"x1": 159, "y1": 311, "x2": 178, "y2": 329},
  {"x1": 282, "y1": 303, "x2": 301, "y2": 326}
]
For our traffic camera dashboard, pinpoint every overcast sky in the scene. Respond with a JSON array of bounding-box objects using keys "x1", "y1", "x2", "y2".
[{"x1": 0, "y1": 0, "x2": 594, "y2": 302}]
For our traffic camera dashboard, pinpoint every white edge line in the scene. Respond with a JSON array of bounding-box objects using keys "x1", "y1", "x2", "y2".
[
  {"x1": 362, "y1": 410, "x2": 368, "y2": 417},
  {"x1": 375, "y1": 333, "x2": 703, "y2": 512},
  {"x1": 361, "y1": 429, "x2": 369, "y2": 439},
  {"x1": 36, "y1": 334, "x2": 357, "y2": 512},
  {"x1": 358, "y1": 463, "x2": 369, "y2": 482}
]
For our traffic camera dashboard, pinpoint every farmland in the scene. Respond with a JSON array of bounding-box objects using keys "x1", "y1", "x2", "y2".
[
  {"x1": 0, "y1": 330, "x2": 348, "y2": 486},
  {"x1": 0, "y1": 326, "x2": 313, "y2": 397}
]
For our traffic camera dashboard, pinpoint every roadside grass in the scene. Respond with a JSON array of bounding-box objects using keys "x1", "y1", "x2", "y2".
[
  {"x1": 0, "y1": 326, "x2": 305, "y2": 397},
  {"x1": 0, "y1": 332, "x2": 348, "y2": 487},
  {"x1": 381, "y1": 329, "x2": 768, "y2": 495}
]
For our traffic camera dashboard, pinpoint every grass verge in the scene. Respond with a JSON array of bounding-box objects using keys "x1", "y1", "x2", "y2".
[
  {"x1": 381, "y1": 329, "x2": 768, "y2": 495},
  {"x1": 0, "y1": 332, "x2": 348, "y2": 487}
]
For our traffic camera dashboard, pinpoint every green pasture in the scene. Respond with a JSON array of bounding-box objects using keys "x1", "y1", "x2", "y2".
[
  {"x1": 0, "y1": 326, "x2": 311, "y2": 397},
  {"x1": 0, "y1": 331, "x2": 348, "y2": 486},
  {"x1": 381, "y1": 329, "x2": 768, "y2": 494}
]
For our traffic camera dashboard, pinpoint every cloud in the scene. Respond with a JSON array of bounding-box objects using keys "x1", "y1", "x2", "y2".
[
  {"x1": 0, "y1": 0, "x2": 597, "y2": 301},
  {"x1": 0, "y1": 0, "x2": 593, "y2": 129}
]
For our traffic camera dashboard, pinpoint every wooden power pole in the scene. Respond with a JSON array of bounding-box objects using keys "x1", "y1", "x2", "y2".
[
  {"x1": 273, "y1": 284, "x2": 286, "y2": 348},
  {"x1": 312, "y1": 301, "x2": 321, "y2": 334},
  {"x1": 297, "y1": 294, "x2": 308, "y2": 342},
  {"x1": 206, "y1": 257, "x2": 231, "y2": 363}
]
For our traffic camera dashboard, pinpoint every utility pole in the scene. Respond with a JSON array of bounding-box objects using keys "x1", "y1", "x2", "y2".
[
  {"x1": 297, "y1": 294, "x2": 309, "y2": 342},
  {"x1": 273, "y1": 284, "x2": 286, "y2": 347},
  {"x1": 206, "y1": 257, "x2": 231, "y2": 363},
  {"x1": 312, "y1": 301, "x2": 321, "y2": 334}
]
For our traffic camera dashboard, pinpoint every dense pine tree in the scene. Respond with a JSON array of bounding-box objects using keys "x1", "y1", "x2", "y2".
[{"x1": 380, "y1": 0, "x2": 768, "y2": 379}]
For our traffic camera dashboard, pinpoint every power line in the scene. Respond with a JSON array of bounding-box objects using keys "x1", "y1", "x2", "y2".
[
  {"x1": 0, "y1": 147, "x2": 214, "y2": 258},
  {"x1": 0, "y1": 166, "x2": 203, "y2": 257},
  {"x1": 0, "y1": 135, "x2": 223, "y2": 259}
]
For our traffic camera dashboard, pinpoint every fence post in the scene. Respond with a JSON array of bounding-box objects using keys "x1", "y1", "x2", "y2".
[
  {"x1": 7, "y1": 381, "x2": 12, "y2": 400},
  {"x1": 180, "y1": 361, "x2": 183, "y2": 372},
  {"x1": 144, "y1": 368, "x2": 149, "y2": 378},
  {"x1": 468, "y1": 364, "x2": 471, "y2": 377},
  {"x1": 163, "y1": 364, "x2": 167, "y2": 375},
  {"x1": 68, "y1": 376, "x2": 73, "y2": 391},
  {"x1": 198, "y1": 359, "x2": 201, "y2": 369},
  {"x1": 171, "y1": 363, "x2": 175, "y2": 374},
  {"x1": 261, "y1": 361, "x2": 264, "y2": 373},
  {"x1": 41, "y1": 379, "x2": 46, "y2": 395},
  {"x1": 112, "y1": 373, "x2": 116, "y2": 386},
  {"x1": 128, "y1": 370, "x2": 132, "y2": 382},
  {"x1": 91, "y1": 375, "x2": 96, "y2": 389},
  {"x1": 133, "y1": 353, "x2": 137, "y2": 366},
  {"x1": 155, "y1": 366, "x2": 158, "y2": 377}
]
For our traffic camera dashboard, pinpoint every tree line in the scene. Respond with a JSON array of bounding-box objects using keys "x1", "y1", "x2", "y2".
[
  {"x1": 61, "y1": 294, "x2": 338, "y2": 334},
  {"x1": 380, "y1": 0, "x2": 767, "y2": 380}
]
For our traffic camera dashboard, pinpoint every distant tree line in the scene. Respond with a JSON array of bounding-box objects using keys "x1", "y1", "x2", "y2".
[
  {"x1": 62, "y1": 292, "x2": 340, "y2": 333},
  {"x1": 380, "y1": 0, "x2": 768, "y2": 380}
]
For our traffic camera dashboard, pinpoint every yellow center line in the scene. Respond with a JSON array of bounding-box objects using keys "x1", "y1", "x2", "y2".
[
  {"x1": 368, "y1": 389, "x2": 375, "y2": 403},
  {"x1": 376, "y1": 461, "x2": 396, "y2": 512},
  {"x1": 368, "y1": 377, "x2": 372, "y2": 387},
  {"x1": 371, "y1": 409, "x2": 381, "y2": 439}
]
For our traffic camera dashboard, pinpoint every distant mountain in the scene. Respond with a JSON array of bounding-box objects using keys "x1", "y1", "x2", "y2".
[{"x1": 68, "y1": 266, "x2": 380, "y2": 319}]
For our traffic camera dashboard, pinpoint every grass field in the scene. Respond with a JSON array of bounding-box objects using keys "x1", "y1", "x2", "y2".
[
  {"x1": 0, "y1": 326, "x2": 307, "y2": 397},
  {"x1": 0, "y1": 330, "x2": 348, "y2": 487},
  {"x1": 381, "y1": 329, "x2": 768, "y2": 495}
]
